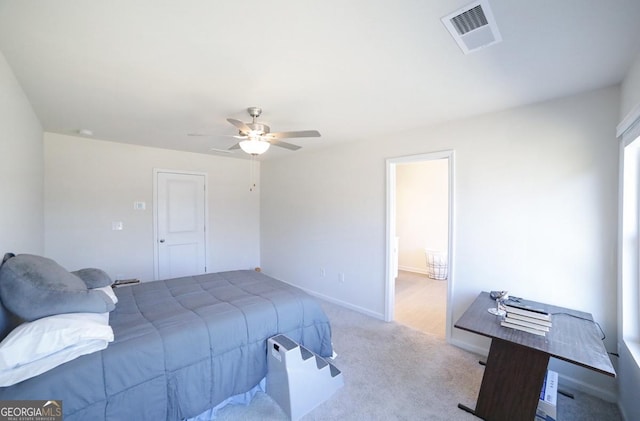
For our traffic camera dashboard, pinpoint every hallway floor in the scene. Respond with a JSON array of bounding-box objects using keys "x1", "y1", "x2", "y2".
[{"x1": 394, "y1": 270, "x2": 447, "y2": 337}]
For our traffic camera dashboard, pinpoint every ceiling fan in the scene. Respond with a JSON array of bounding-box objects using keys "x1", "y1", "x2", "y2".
[{"x1": 192, "y1": 107, "x2": 321, "y2": 156}]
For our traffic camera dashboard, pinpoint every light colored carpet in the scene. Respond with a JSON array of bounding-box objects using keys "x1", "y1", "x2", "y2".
[{"x1": 214, "y1": 299, "x2": 622, "y2": 421}]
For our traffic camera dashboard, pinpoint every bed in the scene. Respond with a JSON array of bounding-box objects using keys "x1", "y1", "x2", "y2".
[{"x1": 0, "y1": 265, "x2": 333, "y2": 420}]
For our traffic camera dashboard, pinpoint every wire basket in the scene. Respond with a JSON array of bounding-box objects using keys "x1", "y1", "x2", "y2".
[{"x1": 425, "y1": 249, "x2": 448, "y2": 280}]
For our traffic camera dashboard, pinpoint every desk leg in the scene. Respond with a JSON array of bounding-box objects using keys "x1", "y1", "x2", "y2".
[{"x1": 473, "y1": 338, "x2": 549, "y2": 421}]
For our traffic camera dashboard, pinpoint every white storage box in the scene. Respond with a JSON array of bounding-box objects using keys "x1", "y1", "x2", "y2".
[
  {"x1": 266, "y1": 335, "x2": 343, "y2": 420},
  {"x1": 535, "y1": 370, "x2": 558, "y2": 421}
]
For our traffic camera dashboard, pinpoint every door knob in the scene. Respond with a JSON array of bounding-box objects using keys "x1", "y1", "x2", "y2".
[{"x1": 159, "y1": 239, "x2": 165, "y2": 243}]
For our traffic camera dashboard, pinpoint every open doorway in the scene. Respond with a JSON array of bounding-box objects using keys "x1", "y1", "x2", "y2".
[{"x1": 385, "y1": 151, "x2": 454, "y2": 341}]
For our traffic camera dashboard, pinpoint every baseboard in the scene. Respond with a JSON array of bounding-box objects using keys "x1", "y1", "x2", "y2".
[
  {"x1": 555, "y1": 373, "x2": 618, "y2": 403},
  {"x1": 449, "y1": 337, "x2": 489, "y2": 359},
  {"x1": 273, "y1": 276, "x2": 385, "y2": 320},
  {"x1": 306, "y1": 290, "x2": 386, "y2": 320},
  {"x1": 398, "y1": 265, "x2": 428, "y2": 275}
]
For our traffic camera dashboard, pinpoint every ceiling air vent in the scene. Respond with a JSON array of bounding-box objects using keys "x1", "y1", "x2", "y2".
[{"x1": 441, "y1": 0, "x2": 502, "y2": 54}]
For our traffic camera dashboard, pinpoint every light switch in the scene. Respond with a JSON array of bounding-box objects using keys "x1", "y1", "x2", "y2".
[
  {"x1": 134, "y1": 201, "x2": 146, "y2": 210},
  {"x1": 112, "y1": 221, "x2": 124, "y2": 231}
]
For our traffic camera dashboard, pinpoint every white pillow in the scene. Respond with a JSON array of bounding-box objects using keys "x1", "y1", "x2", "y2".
[
  {"x1": 0, "y1": 312, "x2": 114, "y2": 386},
  {"x1": 93, "y1": 285, "x2": 118, "y2": 304}
]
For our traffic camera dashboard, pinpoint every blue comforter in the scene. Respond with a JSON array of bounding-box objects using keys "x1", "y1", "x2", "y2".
[{"x1": 0, "y1": 270, "x2": 333, "y2": 420}]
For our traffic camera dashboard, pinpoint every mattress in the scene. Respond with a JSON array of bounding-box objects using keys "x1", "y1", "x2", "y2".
[{"x1": 0, "y1": 270, "x2": 333, "y2": 420}]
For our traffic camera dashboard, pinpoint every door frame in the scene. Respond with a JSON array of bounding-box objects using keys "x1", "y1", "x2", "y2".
[
  {"x1": 153, "y1": 168, "x2": 208, "y2": 280},
  {"x1": 385, "y1": 150, "x2": 455, "y2": 341}
]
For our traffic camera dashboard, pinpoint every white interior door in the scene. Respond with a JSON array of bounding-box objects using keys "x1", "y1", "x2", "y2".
[{"x1": 155, "y1": 171, "x2": 207, "y2": 280}]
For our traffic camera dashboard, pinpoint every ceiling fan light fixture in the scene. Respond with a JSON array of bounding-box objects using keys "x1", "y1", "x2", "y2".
[
  {"x1": 223, "y1": 107, "x2": 321, "y2": 155},
  {"x1": 239, "y1": 139, "x2": 270, "y2": 155}
]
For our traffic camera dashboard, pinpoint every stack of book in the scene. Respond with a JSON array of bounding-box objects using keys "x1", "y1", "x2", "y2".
[{"x1": 500, "y1": 298, "x2": 552, "y2": 336}]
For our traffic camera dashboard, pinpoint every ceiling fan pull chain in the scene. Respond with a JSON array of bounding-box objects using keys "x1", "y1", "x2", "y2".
[{"x1": 249, "y1": 155, "x2": 257, "y2": 192}]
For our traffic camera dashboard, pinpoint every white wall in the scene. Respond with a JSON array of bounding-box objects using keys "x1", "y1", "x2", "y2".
[
  {"x1": 617, "y1": 50, "x2": 640, "y2": 421},
  {"x1": 0, "y1": 51, "x2": 44, "y2": 255},
  {"x1": 396, "y1": 160, "x2": 448, "y2": 273},
  {"x1": 44, "y1": 133, "x2": 260, "y2": 280},
  {"x1": 261, "y1": 86, "x2": 620, "y2": 398}
]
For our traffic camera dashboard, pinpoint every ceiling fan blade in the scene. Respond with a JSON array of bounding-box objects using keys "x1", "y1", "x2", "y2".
[
  {"x1": 266, "y1": 130, "x2": 321, "y2": 139},
  {"x1": 187, "y1": 132, "x2": 215, "y2": 137},
  {"x1": 228, "y1": 143, "x2": 241, "y2": 150},
  {"x1": 269, "y1": 140, "x2": 302, "y2": 151},
  {"x1": 188, "y1": 133, "x2": 240, "y2": 139},
  {"x1": 227, "y1": 118, "x2": 252, "y2": 133},
  {"x1": 209, "y1": 148, "x2": 233, "y2": 155}
]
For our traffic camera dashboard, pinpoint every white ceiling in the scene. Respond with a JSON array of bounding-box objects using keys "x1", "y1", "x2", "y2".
[{"x1": 1, "y1": 0, "x2": 639, "y2": 159}]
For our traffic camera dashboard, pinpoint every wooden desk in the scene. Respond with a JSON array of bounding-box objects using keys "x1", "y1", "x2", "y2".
[{"x1": 454, "y1": 292, "x2": 615, "y2": 421}]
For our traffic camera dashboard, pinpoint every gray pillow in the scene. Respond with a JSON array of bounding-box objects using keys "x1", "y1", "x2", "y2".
[
  {"x1": 71, "y1": 268, "x2": 113, "y2": 288},
  {"x1": 0, "y1": 254, "x2": 115, "y2": 321}
]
